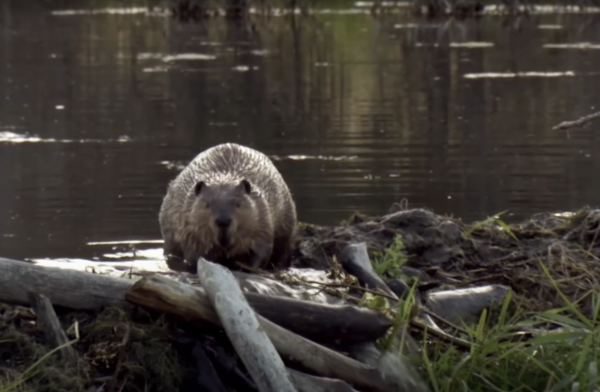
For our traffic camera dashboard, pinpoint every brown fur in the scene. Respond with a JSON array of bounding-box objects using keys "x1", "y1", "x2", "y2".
[{"x1": 158, "y1": 143, "x2": 297, "y2": 272}]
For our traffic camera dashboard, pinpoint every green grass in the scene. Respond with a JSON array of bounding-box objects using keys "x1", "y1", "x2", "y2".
[
  {"x1": 420, "y1": 294, "x2": 600, "y2": 392},
  {"x1": 372, "y1": 234, "x2": 408, "y2": 279},
  {"x1": 0, "y1": 322, "x2": 81, "y2": 392},
  {"x1": 370, "y1": 234, "x2": 600, "y2": 392}
]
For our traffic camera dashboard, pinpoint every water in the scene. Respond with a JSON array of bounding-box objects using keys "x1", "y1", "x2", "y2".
[{"x1": 2, "y1": 1, "x2": 600, "y2": 264}]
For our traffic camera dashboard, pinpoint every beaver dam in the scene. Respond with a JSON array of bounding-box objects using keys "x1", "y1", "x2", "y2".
[{"x1": 1, "y1": 204, "x2": 599, "y2": 392}]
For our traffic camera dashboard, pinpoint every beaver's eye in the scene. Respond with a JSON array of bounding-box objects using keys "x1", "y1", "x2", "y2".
[
  {"x1": 204, "y1": 202, "x2": 209, "y2": 208},
  {"x1": 236, "y1": 202, "x2": 241, "y2": 208}
]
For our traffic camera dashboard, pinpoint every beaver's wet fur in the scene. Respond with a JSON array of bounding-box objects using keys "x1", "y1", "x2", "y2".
[{"x1": 158, "y1": 143, "x2": 297, "y2": 272}]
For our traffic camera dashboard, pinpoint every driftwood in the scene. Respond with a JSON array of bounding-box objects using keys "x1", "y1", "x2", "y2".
[
  {"x1": 245, "y1": 289, "x2": 391, "y2": 345},
  {"x1": 27, "y1": 291, "x2": 79, "y2": 366},
  {"x1": 339, "y1": 243, "x2": 479, "y2": 349},
  {"x1": 0, "y1": 257, "x2": 389, "y2": 345},
  {"x1": 339, "y1": 243, "x2": 510, "y2": 328},
  {"x1": 339, "y1": 243, "x2": 438, "y2": 328},
  {"x1": 0, "y1": 246, "x2": 507, "y2": 392},
  {"x1": 425, "y1": 285, "x2": 511, "y2": 326},
  {"x1": 339, "y1": 243, "x2": 407, "y2": 301},
  {"x1": 0, "y1": 257, "x2": 133, "y2": 310},
  {"x1": 196, "y1": 257, "x2": 297, "y2": 392},
  {"x1": 125, "y1": 273, "x2": 419, "y2": 392},
  {"x1": 0, "y1": 256, "x2": 415, "y2": 390},
  {"x1": 182, "y1": 334, "x2": 359, "y2": 392}
]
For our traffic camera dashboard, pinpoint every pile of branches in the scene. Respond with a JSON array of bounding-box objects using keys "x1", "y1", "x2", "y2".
[{"x1": 2, "y1": 204, "x2": 600, "y2": 391}]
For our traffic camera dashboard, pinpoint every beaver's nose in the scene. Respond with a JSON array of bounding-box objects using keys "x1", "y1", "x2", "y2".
[{"x1": 215, "y1": 216, "x2": 232, "y2": 229}]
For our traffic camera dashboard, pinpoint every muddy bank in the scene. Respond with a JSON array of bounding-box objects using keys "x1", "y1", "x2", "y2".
[
  {"x1": 293, "y1": 204, "x2": 600, "y2": 317},
  {"x1": 1, "y1": 204, "x2": 599, "y2": 392}
]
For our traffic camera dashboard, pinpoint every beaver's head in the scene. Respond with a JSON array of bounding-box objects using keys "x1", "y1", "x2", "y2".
[{"x1": 191, "y1": 179, "x2": 257, "y2": 248}]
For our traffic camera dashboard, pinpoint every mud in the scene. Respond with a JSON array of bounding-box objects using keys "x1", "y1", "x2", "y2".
[{"x1": 294, "y1": 204, "x2": 600, "y2": 318}]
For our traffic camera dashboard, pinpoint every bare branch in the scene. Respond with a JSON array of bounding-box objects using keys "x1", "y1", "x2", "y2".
[{"x1": 552, "y1": 110, "x2": 600, "y2": 131}]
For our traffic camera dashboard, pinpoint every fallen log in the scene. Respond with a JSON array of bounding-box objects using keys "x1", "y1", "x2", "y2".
[
  {"x1": 196, "y1": 257, "x2": 297, "y2": 392},
  {"x1": 182, "y1": 333, "x2": 359, "y2": 392},
  {"x1": 0, "y1": 257, "x2": 390, "y2": 345},
  {"x1": 125, "y1": 273, "x2": 420, "y2": 392},
  {"x1": 0, "y1": 256, "x2": 418, "y2": 391},
  {"x1": 245, "y1": 289, "x2": 391, "y2": 345},
  {"x1": 0, "y1": 257, "x2": 133, "y2": 310}
]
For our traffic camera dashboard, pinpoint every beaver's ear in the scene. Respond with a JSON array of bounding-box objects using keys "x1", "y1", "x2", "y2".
[
  {"x1": 194, "y1": 181, "x2": 206, "y2": 196},
  {"x1": 238, "y1": 179, "x2": 252, "y2": 194}
]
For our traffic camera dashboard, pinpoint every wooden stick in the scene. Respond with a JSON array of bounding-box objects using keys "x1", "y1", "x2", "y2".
[
  {"x1": 339, "y1": 243, "x2": 406, "y2": 300},
  {"x1": 254, "y1": 313, "x2": 411, "y2": 392},
  {"x1": 552, "y1": 110, "x2": 600, "y2": 131},
  {"x1": 196, "y1": 257, "x2": 297, "y2": 392},
  {"x1": 125, "y1": 273, "x2": 409, "y2": 392},
  {"x1": 27, "y1": 291, "x2": 79, "y2": 366}
]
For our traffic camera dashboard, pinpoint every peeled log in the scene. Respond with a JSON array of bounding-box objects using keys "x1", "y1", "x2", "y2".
[
  {"x1": 339, "y1": 243, "x2": 406, "y2": 301},
  {"x1": 0, "y1": 257, "x2": 389, "y2": 346},
  {"x1": 196, "y1": 257, "x2": 297, "y2": 392},
  {"x1": 426, "y1": 285, "x2": 511, "y2": 326},
  {"x1": 125, "y1": 273, "x2": 408, "y2": 392},
  {"x1": 0, "y1": 257, "x2": 133, "y2": 310},
  {"x1": 245, "y1": 291, "x2": 392, "y2": 345}
]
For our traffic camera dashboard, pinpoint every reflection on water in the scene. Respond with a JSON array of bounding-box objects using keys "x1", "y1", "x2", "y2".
[{"x1": 2, "y1": 1, "x2": 600, "y2": 264}]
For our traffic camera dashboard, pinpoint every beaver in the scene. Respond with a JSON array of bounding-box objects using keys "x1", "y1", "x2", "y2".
[{"x1": 158, "y1": 143, "x2": 297, "y2": 273}]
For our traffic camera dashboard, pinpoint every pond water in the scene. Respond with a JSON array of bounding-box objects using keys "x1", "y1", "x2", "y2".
[{"x1": 2, "y1": 1, "x2": 600, "y2": 264}]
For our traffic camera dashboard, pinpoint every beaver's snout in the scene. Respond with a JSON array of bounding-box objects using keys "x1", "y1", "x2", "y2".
[
  {"x1": 215, "y1": 215, "x2": 232, "y2": 246},
  {"x1": 215, "y1": 215, "x2": 232, "y2": 229}
]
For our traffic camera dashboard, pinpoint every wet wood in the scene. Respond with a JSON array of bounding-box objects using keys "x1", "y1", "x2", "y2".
[
  {"x1": 27, "y1": 291, "x2": 79, "y2": 366},
  {"x1": 125, "y1": 273, "x2": 409, "y2": 392},
  {"x1": 0, "y1": 257, "x2": 133, "y2": 310},
  {"x1": 0, "y1": 256, "x2": 389, "y2": 346},
  {"x1": 425, "y1": 284, "x2": 511, "y2": 326},
  {"x1": 245, "y1": 290, "x2": 392, "y2": 345},
  {"x1": 338, "y1": 242, "x2": 404, "y2": 300},
  {"x1": 196, "y1": 257, "x2": 297, "y2": 392}
]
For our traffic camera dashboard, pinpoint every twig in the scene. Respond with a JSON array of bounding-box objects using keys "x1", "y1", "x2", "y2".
[
  {"x1": 409, "y1": 319, "x2": 472, "y2": 350},
  {"x1": 552, "y1": 110, "x2": 600, "y2": 131},
  {"x1": 27, "y1": 291, "x2": 80, "y2": 367},
  {"x1": 107, "y1": 323, "x2": 131, "y2": 392},
  {"x1": 584, "y1": 222, "x2": 600, "y2": 263},
  {"x1": 420, "y1": 308, "x2": 470, "y2": 336},
  {"x1": 301, "y1": 279, "x2": 473, "y2": 349},
  {"x1": 301, "y1": 279, "x2": 400, "y2": 301}
]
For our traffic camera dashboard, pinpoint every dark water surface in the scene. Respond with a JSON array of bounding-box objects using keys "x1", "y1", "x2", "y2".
[{"x1": 2, "y1": 1, "x2": 600, "y2": 262}]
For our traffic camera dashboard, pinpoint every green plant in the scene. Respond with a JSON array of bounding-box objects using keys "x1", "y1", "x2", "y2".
[
  {"x1": 372, "y1": 234, "x2": 408, "y2": 278},
  {"x1": 463, "y1": 210, "x2": 519, "y2": 241},
  {"x1": 0, "y1": 322, "x2": 80, "y2": 392}
]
